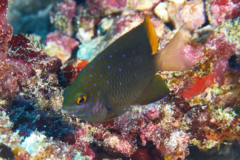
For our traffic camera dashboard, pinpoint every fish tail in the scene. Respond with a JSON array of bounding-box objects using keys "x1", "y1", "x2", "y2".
[{"x1": 154, "y1": 22, "x2": 194, "y2": 71}]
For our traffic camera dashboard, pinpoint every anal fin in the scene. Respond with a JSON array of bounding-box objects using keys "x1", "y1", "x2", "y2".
[{"x1": 134, "y1": 74, "x2": 170, "y2": 105}]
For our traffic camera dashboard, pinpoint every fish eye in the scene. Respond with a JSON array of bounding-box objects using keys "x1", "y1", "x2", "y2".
[{"x1": 77, "y1": 95, "x2": 87, "y2": 104}]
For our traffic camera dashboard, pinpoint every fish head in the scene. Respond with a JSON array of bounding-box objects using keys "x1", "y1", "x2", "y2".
[{"x1": 62, "y1": 85, "x2": 113, "y2": 122}]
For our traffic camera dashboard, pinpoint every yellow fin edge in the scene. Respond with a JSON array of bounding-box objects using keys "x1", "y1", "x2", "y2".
[{"x1": 144, "y1": 16, "x2": 158, "y2": 54}]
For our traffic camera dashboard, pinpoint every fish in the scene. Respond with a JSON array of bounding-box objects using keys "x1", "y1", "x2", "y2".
[{"x1": 62, "y1": 16, "x2": 194, "y2": 122}]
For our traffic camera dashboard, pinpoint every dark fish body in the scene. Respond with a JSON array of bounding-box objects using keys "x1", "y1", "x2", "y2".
[{"x1": 63, "y1": 16, "x2": 194, "y2": 122}]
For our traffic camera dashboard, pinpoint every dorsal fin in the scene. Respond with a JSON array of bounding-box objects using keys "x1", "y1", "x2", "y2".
[
  {"x1": 96, "y1": 16, "x2": 158, "y2": 59},
  {"x1": 144, "y1": 16, "x2": 159, "y2": 54}
]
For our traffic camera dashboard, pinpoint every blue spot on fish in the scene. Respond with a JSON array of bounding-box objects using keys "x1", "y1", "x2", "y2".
[
  {"x1": 115, "y1": 49, "x2": 117, "y2": 52},
  {"x1": 123, "y1": 54, "x2": 125, "y2": 58},
  {"x1": 94, "y1": 73, "x2": 97, "y2": 75},
  {"x1": 129, "y1": 62, "x2": 132, "y2": 65},
  {"x1": 99, "y1": 66, "x2": 102, "y2": 69},
  {"x1": 100, "y1": 74, "x2": 103, "y2": 77},
  {"x1": 94, "y1": 83, "x2": 96, "y2": 86},
  {"x1": 91, "y1": 65, "x2": 94, "y2": 68},
  {"x1": 108, "y1": 66, "x2": 111, "y2": 69},
  {"x1": 85, "y1": 87, "x2": 87, "y2": 90},
  {"x1": 107, "y1": 80, "x2": 109, "y2": 84},
  {"x1": 132, "y1": 50, "x2": 135, "y2": 53},
  {"x1": 110, "y1": 55, "x2": 112, "y2": 58},
  {"x1": 78, "y1": 85, "x2": 81, "y2": 87},
  {"x1": 99, "y1": 57, "x2": 101, "y2": 60},
  {"x1": 119, "y1": 68, "x2": 122, "y2": 71},
  {"x1": 86, "y1": 82, "x2": 88, "y2": 84},
  {"x1": 90, "y1": 74, "x2": 92, "y2": 77}
]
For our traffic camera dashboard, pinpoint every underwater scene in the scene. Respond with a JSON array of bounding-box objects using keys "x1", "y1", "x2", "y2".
[{"x1": 0, "y1": 0, "x2": 240, "y2": 159}]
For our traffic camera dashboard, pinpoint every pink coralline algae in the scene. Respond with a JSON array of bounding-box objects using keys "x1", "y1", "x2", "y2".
[
  {"x1": 168, "y1": 0, "x2": 206, "y2": 29},
  {"x1": 0, "y1": 0, "x2": 12, "y2": 59},
  {"x1": 8, "y1": 34, "x2": 61, "y2": 72},
  {"x1": 0, "y1": 34, "x2": 62, "y2": 103},
  {"x1": 75, "y1": 16, "x2": 100, "y2": 43},
  {"x1": 86, "y1": 0, "x2": 162, "y2": 16},
  {"x1": 45, "y1": 32, "x2": 79, "y2": 64},
  {"x1": 73, "y1": 126, "x2": 95, "y2": 160},
  {"x1": 112, "y1": 13, "x2": 168, "y2": 39},
  {"x1": 0, "y1": 1, "x2": 29, "y2": 100},
  {"x1": 206, "y1": 0, "x2": 240, "y2": 27},
  {"x1": 112, "y1": 13, "x2": 144, "y2": 36},
  {"x1": 50, "y1": 0, "x2": 76, "y2": 35},
  {"x1": 0, "y1": 0, "x2": 62, "y2": 110},
  {"x1": 87, "y1": 0, "x2": 127, "y2": 16},
  {"x1": 56, "y1": 1, "x2": 76, "y2": 21},
  {"x1": 137, "y1": 100, "x2": 192, "y2": 159},
  {"x1": 204, "y1": 34, "x2": 236, "y2": 85},
  {"x1": 2, "y1": 0, "x2": 240, "y2": 159},
  {"x1": 90, "y1": 119, "x2": 138, "y2": 156}
]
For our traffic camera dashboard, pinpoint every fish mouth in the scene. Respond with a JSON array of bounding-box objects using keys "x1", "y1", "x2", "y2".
[
  {"x1": 62, "y1": 99, "x2": 109, "y2": 122},
  {"x1": 62, "y1": 104, "x2": 88, "y2": 117}
]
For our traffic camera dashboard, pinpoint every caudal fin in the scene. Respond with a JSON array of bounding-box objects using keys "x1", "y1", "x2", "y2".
[{"x1": 155, "y1": 22, "x2": 194, "y2": 71}]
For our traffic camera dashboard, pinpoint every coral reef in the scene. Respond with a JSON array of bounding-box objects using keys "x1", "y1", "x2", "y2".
[
  {"x1": 86, "y1": 0, "x2": 127, "y2": 16},
  {"x1": 168, "y1": 0, "x2": 206, "y2": 29},
  {"x1": 75, "y1": 16, "x2": 99, "y2": 43},
  {"x1": 45, "y1": 32, "x2": 79, "y2": 64},
  {"x1": 1, "y1": 0, "x2": 240, "y2": 159},
  {"x1": 50, "y1": 0, "x2": 76, "y2": 36},
  {"x1": 62, "y1": 58, "x2": 89, "y2": 85},
  {"x1": 206, "y1": 0, "x2": 239, "y2": 27}
]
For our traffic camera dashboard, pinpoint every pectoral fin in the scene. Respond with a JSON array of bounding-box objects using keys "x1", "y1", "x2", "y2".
[
  {"x1": 134, "y1": 74, "x2": 170, "y2": 105},
  {"x1": 104, "y1": 104, "x2": 131, "y2": 121}
]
